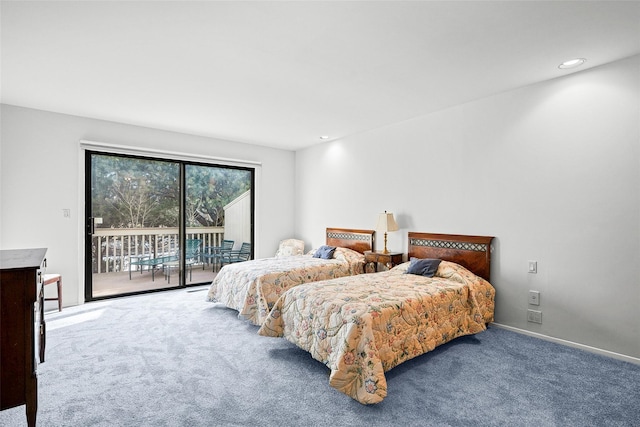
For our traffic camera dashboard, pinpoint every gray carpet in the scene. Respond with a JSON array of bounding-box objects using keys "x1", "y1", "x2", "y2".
[{"x1": 1, "y1": 285, "x2": 639, "y2": 427}]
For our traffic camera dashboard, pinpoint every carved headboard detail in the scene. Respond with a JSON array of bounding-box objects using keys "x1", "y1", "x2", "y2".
[{"x1": 326, "y1": 228, "x2": 375, "y2": 254}]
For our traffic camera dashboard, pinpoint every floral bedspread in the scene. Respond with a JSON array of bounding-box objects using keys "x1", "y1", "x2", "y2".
[
  {"x1": 258, "y1": 261, "x2": 495, "y2": 404},
  {"x1": 206, "y1": 247, "x2": 365, "y2": 325}
]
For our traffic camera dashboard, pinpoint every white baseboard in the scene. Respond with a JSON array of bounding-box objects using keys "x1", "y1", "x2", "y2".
[{"x1": 490, "y1": 322, "x2": 640, "y2": 366}]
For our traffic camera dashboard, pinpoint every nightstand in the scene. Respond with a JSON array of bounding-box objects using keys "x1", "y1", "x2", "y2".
[{"x1": 364, "y1": 251, "x2": 403, "y2": 272}]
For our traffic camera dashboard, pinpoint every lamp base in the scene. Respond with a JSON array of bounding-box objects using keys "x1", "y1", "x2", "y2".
[{"x1": 382, "y1": 232, "x2": 389, "y2": 254}]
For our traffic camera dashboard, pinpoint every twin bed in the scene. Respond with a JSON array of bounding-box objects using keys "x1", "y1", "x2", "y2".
[
  {"x1": 206, "y1": 228, "x2": 375, "y2": 325},
  {"x1": 208, "y1": 230, "x2": 495, "y2": 405}
]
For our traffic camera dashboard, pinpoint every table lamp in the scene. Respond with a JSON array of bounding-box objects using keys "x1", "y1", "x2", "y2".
[{"x1": 376, "y1": 211, "x2": 398, "y2": 254}]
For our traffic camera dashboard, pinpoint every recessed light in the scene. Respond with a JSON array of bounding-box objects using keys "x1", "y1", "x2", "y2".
[
  {"x1": 558, "y1": 58, "x2": 586, "y2": 69},
  {"x1": 319, "y1": 136, "x2": 330, "y2": 140}
]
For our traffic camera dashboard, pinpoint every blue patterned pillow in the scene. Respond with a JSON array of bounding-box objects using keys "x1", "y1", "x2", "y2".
[
  {"x1": 405, "y1": 257, "x2": 442, "y2": 277},
  {"x1": 313, "y1": 245, "x2": 336, "y2": 259}
]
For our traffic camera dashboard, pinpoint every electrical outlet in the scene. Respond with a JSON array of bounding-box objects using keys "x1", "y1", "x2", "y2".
[
  {"x1": 529, "y1": 290, "x2": 540, "y2": 306},
  {"x1": 528, "y1": 261, "x2": 537, "y2": 274},
  {"x1": 527, "y1": 309, "x2": 542, "y2": 324},
  {"x1": 62, "y1": 209, "x2": 70, "y2": 218}
]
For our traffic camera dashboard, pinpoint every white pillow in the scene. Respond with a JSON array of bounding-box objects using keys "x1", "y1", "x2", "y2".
[{"x1": 275, "y1": 239, "x2": 305, "y2": 257}]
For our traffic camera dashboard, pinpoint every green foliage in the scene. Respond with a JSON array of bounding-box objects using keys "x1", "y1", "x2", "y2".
[
  {"x1": 185, "y1": 165, "x2": 251, "y2": 227},
  {"x1": 91, "y1": 154, "x2": 251, "y2": 228}
]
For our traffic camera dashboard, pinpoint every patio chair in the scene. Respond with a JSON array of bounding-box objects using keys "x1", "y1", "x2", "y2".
[
  {"x1": 185, "y1": 238, "x2": 203, "y2": 267},
  {"x1": 220, "y1": 242, "x2": 251, "y2": 266},
  {"x1": 202, "y1": 239, "x2": 234, "y2": 271},
  {"x1": 163, "y1": 239, "x2": 202, "y2": 283}
]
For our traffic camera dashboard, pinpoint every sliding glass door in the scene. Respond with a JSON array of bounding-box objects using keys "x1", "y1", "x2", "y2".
[{"x1": 85, "y1": 151, "x2": 253, "y2": 300}]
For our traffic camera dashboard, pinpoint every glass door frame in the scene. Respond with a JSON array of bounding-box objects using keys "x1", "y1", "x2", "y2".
[{"x1": 84, "y1": 149, "x2": 255, "y2": 302}]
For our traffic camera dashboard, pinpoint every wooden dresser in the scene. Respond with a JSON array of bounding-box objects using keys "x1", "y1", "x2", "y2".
[{"x1": 0, "y1": 248, "x2": 47, "y2": 427}]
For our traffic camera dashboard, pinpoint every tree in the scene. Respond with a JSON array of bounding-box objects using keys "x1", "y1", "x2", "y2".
[
  {"x1": 91, "y1": 154, "x2": 251, "y2": 229},
  {"x1": 185, "y1": 165, "x2": 251, "y2": 227}
]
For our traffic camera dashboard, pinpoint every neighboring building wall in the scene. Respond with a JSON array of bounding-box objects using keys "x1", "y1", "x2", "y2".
[
  {"x1": 294, "y1": 55, "x2": 640, "y2": 361},
  {"x1": 223, "y1": 190, "x2": 252, "y2": 250}
]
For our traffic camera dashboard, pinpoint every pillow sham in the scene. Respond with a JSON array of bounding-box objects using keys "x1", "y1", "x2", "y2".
[
  {"x1": 390, "y1": 261, "x2": 411, "y2": 273},
  {"x1": 436, "y1": 260, "x2": 473, "y2": 284},
  {"x1": 312, "y1": 245, "x2": 336, "y2": 259},
  {"x1": 405, "y1": 257, "x2": 442, "y2": 277},
  {"x1": 333, "y1": 247, "x2": 364, "y2": 263},
  {"x1": 275, "y1": 239, "x2": 305, "y2": 257}
]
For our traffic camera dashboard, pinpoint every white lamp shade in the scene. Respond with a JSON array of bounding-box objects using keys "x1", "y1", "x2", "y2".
[{"x1": 376, "y1": 212, "x2": 399, "y2": 232}]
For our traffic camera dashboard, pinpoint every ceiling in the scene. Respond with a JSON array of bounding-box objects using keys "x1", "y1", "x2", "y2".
[{"x1": 2, "y1": 1, "x2": 639, "y2": 151}]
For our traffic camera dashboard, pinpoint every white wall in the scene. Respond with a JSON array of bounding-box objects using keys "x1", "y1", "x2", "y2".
[
  {"x1": 0, "y1": 105, "x2": 296, "y2": 307},
  {"x1": 295, "y1": 55, "x2": 640, "y2": 360}
]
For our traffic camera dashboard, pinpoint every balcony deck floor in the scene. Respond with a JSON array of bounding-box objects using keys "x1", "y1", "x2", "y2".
[{"x1": 91, "y1": 263, "x2": 218, "y2": 298}]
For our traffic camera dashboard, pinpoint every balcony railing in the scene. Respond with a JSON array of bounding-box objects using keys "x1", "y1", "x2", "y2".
[{"x1": 92, "y1": 227, "x2": 224, "y2": 274}]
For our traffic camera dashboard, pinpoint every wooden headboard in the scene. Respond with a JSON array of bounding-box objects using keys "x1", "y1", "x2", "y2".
[
  {"x1": 326, "y1": 228, "x2": 375, "y2": 254},
  {"x1": 407, "y1": 232, "x2": 494, "y2": 281}
]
